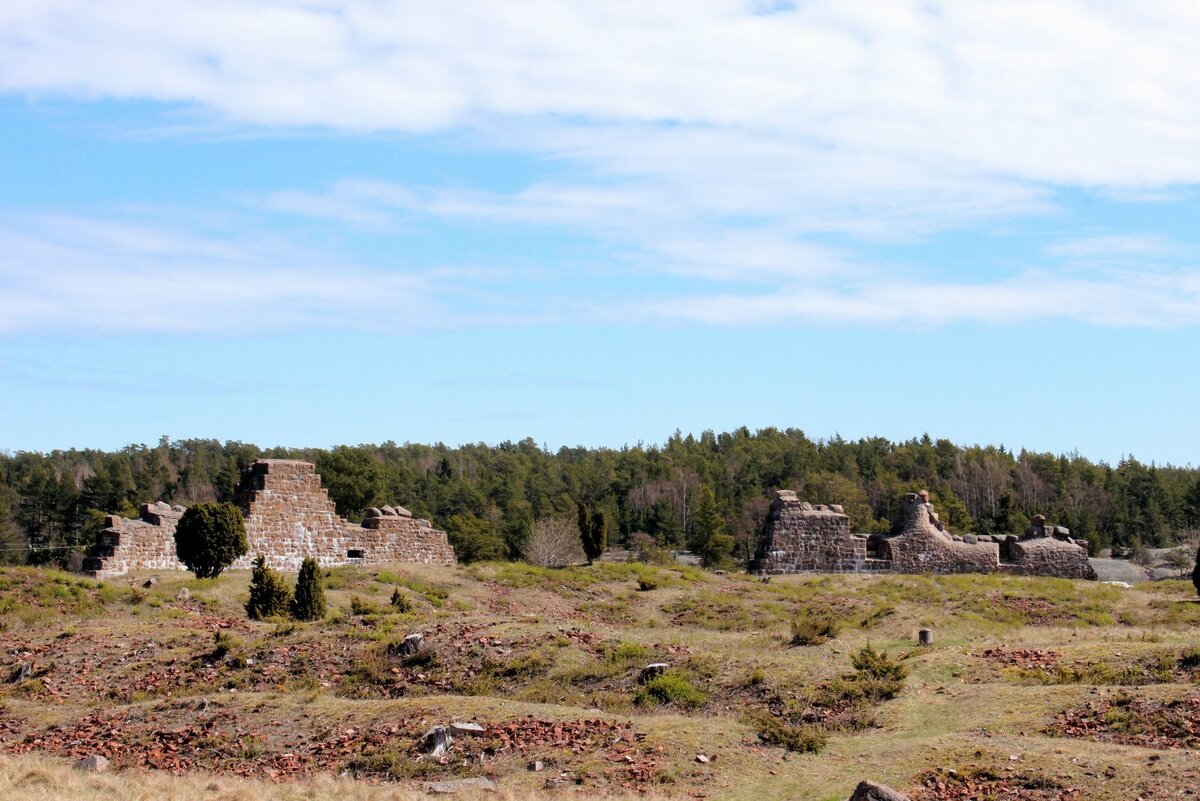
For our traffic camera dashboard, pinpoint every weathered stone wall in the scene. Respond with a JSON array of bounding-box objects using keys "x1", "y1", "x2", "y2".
[
  {"x1": 359, "y1": 511, "x2": 457, "y2": 566},
  {"x1": 82, "y1": 459, "x2": 456, "y2": 578},
  {"x1": 232, "y1": 459, "x2": 359, "y2": 571},
  {"x1": 754, "y1": 490, "x2": 1097, "y2": 580},
  {"x1": 877, "y1": 494, "x2": 1001, "y2": 574},
  {"x1": 998, "y1": 515, "x2": 1096, "y2": 579},
  {"x1": 81, "y1": 502, "x2": 186, "y2": 578},
  {"x1": 751, "y1": 491, "x2": 872, "y2": 573}
]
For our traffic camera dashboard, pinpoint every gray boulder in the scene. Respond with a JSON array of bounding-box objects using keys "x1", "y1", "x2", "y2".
[
  {"x1": 424, "y1": 777, "x2": 498, "y2": 794},
  {"x1": 74, "y1": 755, "x2": 110, "y2": 773},
  {"x1": 638, "y1": 663, "x2": 669, "y2": 683},
  {"x1": 849, "y1": 780, "x2": 910, "y2": 801}
]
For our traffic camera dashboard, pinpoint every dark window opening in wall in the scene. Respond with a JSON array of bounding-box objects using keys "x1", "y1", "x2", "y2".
[
  {"x1": 998, "y1": 539, "x2": 1016, "y2": 564},
  {"x1": 347, "y1": 549, "x2": 365, "y2": 559}
]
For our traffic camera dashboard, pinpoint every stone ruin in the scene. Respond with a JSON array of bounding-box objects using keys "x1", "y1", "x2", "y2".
[
  {"x1": 82, "y1": 459, "x2": 456, "y2": 579},
  {"x1": 751, "y1": 489, "x2": 1096, "y2": 580}
]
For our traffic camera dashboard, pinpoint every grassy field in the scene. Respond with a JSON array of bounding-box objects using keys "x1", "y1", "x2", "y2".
[{"x1": 2, "y1": 561, "x2": 1200, "y2": 800}]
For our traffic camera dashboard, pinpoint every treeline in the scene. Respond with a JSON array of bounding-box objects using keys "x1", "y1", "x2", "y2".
[{"x1": 2, "y1": 429, "x2": 1199, "y2": 567}]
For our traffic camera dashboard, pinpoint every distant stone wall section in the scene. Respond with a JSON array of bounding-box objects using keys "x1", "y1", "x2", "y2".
[
  {"x1": 83, "y1": 459, "x2": 455, "y2": 578},
  {"x1": 876, "y1": 493, "x2": 1002, "y2": 574},
  {"x1": 753, "y1": 490, "x2": 1096, "y2": 580},
  {"x1": 998, "y1": 515, "x2": 1096, "y2": 580},
  {"x1": 752, "y1": 491, "x2": 881, "y2": 574},
  {"x1": 81, "y1": 502, "x2": 185, "y2": 578}
]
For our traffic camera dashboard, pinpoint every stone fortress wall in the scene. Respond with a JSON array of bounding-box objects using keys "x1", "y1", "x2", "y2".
[
  {"x1": 752, "y1": 489, "x2": 1096, "y2": 580},
  {"x1": 83, "y1": 459, "x2": 456, "y2": 579}
]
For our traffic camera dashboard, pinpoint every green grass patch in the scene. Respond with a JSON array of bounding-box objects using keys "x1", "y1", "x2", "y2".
[
  {"x1": 635, "y1": 669, "x2": 708, "y2": 709},
  {"x1": 373, "y1": 571, "x2": 451, "y2": 607}
]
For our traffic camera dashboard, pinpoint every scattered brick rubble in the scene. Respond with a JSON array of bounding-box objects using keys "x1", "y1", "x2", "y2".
[
  {"x1": 0, "y1": 705, "x2": 656, "y2": 789},
  {"x1": 978, "y1": 648, "x2": 1062, "y2": 671},
  {"x1": 912, "y1": 768, "x2": 1080, "y2": 800},
  {"x1": 1048, "y1": 695, "x2": 1200, "y2": 750}
]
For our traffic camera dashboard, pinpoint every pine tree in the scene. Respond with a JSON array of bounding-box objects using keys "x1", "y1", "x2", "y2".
[
  {"x1": 578, "y1": 502, "x2": 608, "y2": 565},
  {"x1": 690, "y1": 485, "x2": 733, "y2": 568},
  {"x1": 245, "y1": 554, "x2": 292, "y2": 620},
  {"x1": 290, "y1": 557, "x2": 327, "y2": 621}
]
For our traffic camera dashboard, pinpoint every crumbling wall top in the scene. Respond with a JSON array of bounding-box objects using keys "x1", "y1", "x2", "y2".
[
  {"x1": 250, "y1": 459, "x2": 316, "y2": 475},
  {"x1": 363, "y1": 505, "x2": 414, "y2": 524},
  {"x1": 773, "y1": 490, "x2": 846, "y2": 516},
  {"x1": 1024, "y1": 514, "x2": 1072, "y2": 541}
]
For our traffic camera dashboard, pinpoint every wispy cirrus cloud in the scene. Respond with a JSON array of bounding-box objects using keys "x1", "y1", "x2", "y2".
[
  {"x1": 0, "y1": 355, "x2": 309, "y2": 396},
  {"x1": 4, "y1": 2, "x2": 1200, "y2": 333},
  {"x1": 3, "y1": 203, "x2": 1200, "y2": 335},
  {"x1": 636, "y1": 268, "x2": 1200, "y2": 328},
  {"x1": 0, "y1": 212, "x2": 445, "y2": 335},
  {"x1": 1044, "y1": 235, "x2": 1186, "y2": 263}
]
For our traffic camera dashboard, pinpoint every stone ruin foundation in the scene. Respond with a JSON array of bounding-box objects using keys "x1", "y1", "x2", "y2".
[
  {"x1": 752, "y1": 490, "x2": 1096, "y2": 580},
  {"x1": 82, "y1": 459, "x2": 456, "y2": 579}
]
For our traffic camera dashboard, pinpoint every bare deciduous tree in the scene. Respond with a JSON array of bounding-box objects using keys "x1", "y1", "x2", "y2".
[
  {"x1": 1167, "y1": 528, "x2": 1200, "y2": 578},
  {"x1": 522, "y1": 517, "x2": 585, "y2": 568}
]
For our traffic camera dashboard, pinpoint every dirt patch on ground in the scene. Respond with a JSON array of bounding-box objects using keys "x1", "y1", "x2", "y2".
[
  {"x1": 978, "y1": 648, "x2": 1062, "y2": 671},
  {"x1": 1048, "y1": 694, "x2": 1200, "y2": 750},
  {"x1": 911, "y1": 768, "x2": 1080, "y2": 800},
  {"x1": 0, "y1": 700, "x2": 662, "y2": 790},
  {"x1": 989, "y1": 596, "x2": 1072, "y2": 625}
]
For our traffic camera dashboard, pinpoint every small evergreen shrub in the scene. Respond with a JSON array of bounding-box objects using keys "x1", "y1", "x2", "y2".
[
  {"x1": 350, "y1": 595, "x2": 380, "y2": 616},
  {"x1": 607, "y1": 641, "x2": 652, "y2": 665},
  {"x1": 245, "y1": 554, "x2": 292, "y2": 620},
  {"x1": 1180, "y1": 647, "x2": 1200, "y2": 670},
  {"x1": 290, "y1": 557, "x2": 327, "y2": 621},
  {"x1": 743, "y1": 667, "x2": 767, "y2": 687},
  {"x1": 174, "y1": 501, "x2": 248, "y2": 579},
  {"x1": 578, "y1": 502, "x2": 608, "y2": 565},
  {"x1": 634, "y1": 670, "x2": 708, "y2": 709},
  {"x1": 745, "y1": 709, "x2": 828, "y2": 753},
  {"x1": 790, "y1": 611, "x2": 839, "y2": 646},
  {"x1": 210, "y1": 630, "x2": 236, "y2": 660},
  {"x1": 851, "y1": 643, "x2": 908, "y2": 683},
  {"x1": 390, "y1": 587, "x2": 411, "y2": 612}
]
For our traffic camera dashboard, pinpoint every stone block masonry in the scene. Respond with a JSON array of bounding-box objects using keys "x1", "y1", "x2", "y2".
[
  {"x1": 753, "y1": 490, "x2": 1096, "y2": 580},
  {"x1": 751, "y1": 491, "x2": 882, "y2": 574},
  {"x1": 83, "y1": 459, "x2": 455, "y2": 579},
  {"x1": 80, "y1": 502, "x2": 185, "y2": 578},
  {"x1": 876, "y1": 493, "x2": 1003, "y2": 574}
]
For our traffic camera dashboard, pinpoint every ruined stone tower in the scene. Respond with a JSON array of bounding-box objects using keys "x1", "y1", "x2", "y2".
[{"x1": 82, "y1": 459, "x2": 456, "y2": 578}]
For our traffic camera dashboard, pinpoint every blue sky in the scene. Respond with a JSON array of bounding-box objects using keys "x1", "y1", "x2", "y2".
[{"x1": 2, "y1": 2, "x2": 1200, "y2": 464}]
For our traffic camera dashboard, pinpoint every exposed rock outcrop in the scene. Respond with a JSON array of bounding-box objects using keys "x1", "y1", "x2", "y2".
[{"x1": 848, "y1": 780, "x2": 911, "y2": 801}]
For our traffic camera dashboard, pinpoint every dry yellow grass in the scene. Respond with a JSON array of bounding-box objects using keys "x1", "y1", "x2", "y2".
[
  {"x1": 4, "y1": 564, "x2": 1200, "y2": 800},
  {"x1": 0, "y1": 752, "x2": 670, "y2": 801}
]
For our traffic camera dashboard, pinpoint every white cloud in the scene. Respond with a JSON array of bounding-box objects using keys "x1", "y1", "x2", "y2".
[
  {"x1": 1045, "y1": 234, "x2": 1184, "y2": 262},
  {"x1": 5, "y1": 2, "x2": 1200, "y2": 333},
  {"x1": 0, "y1": 212, "x2": 445, "y2": 334},
  {"x1": 5, "y1": 1, "x2": 1200, "y2": 187},
  {"x1": 3, "y1": 205, "x2": 1199, "y2": 335},
  {"x1": 636, "y1": 268, "x2": 1200, "y2": 328}
]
